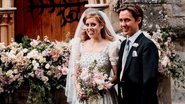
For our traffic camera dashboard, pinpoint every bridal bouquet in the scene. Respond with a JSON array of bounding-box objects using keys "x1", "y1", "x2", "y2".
[{"x1": 78, "y1": 60, "x2": 111, "y2": 101}]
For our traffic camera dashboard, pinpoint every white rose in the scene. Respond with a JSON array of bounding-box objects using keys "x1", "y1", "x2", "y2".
[
  {"x1": 30, "y1": 40, "x2": 39, "y2": 47},
  {"x1": 45, "y1": 64, "x2": 50, "y2": 69},
  {"x1": 39, "y1": 57, "x2": 46, "y2": 63},
  {"x1": 6, "y1": 70, "x2": 14, "y2": 78},
  {"x1": 41, "y1": 76, "x2": 49, "y2": 83},
  {"x1": 47, "y1": 71, "x2": 52, "y2": 76},
  {"x1": 161, "y1": 56, "x2": 170, "y2": 67},
  {"x1": 13, "y1": 74, "x2": 20, "y2": 81},
  {"x1": 13, "y1": 69, "x2": 18, "y2": 74},
  {"x1": 22, "y1": 48, "x2": 28, "y2": 53}
]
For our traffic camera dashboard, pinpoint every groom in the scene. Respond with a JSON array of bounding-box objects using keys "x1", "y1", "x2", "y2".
[{"x1": 117, "y1": 4, "x2": 159, "y2": 104}]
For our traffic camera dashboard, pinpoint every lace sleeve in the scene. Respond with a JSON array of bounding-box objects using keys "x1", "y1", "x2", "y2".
[{"x1": 109, "y1": 40, "x2": 120, "y2": 65}]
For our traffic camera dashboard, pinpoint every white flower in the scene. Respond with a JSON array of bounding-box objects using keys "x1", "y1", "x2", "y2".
[
  {"x1": 27, "y1": 49, "x2": 40, "y2": 59},
  {"x1": 41, "y1": 76, "x2": 49, "y2": 83},
  {"x1": 39, "y1": 57, "x2": 46, "y2": 63},
  {"x1": 98, "y1": 84, "x2": 104, "y2": 90},
  {"x1": 161, "y1": 56, "x2": 170, "y2": 67},
  {"x1": 30, "y1": 40, "x2": 40, "y2": 47},
  {"x1": 13, "y1": 74, "x2": 20, "y2": 81},
  {"x1": 108, "y1": 77, "x2": 112, "y2": 81},
  {"x1": 133, "y1": 43, "x2": 139, "y2": 47},
  {"x1": 47, "y1": 71, "x2": 52, "y2": 76},
  {"x1": 1, "y1": 56, "x2": 8, "y2": 63},
  {"x1": 13, "y1": 69, "x2": 18, "y2": 74},
  {"x1": 22, "y1": 48, "x2": 28, "y2": 53},
  {"x1": 6, "y1": 70, "x2": 14, "y2": 78},
  {"x1": 54, "y1": 41, "x2": 66, "y2": 51},
  {"x1": 8, "y1": 50, "x2": 16, "y2": 59},
  {"x1": 93, "y1": 73, "x2": 104, "y2": 85},
  {"x1": 143, "y1": 31, "x2": 152, "y2": 39},
  {"x1": 116, "y1": 34, "x2": 126, "y2": 42},
  {"x1": 45, "y1": 63, "x2": 50, "y2": 69},
  {"x1": 80, "y1": 69, "x2": 90, "y2": 81},
  {"x1": 32, "y1": 60, "x2": 40, "y2": 70},
  {"x1": 0, "y1": 42, "x2": 6, "y2": 49}
]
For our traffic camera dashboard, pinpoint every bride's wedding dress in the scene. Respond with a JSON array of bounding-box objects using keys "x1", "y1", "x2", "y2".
[{"x1": 76, "y1": 42, "x2": 119, "y2": 104}]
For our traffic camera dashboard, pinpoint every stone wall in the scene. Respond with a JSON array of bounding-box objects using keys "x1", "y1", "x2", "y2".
[{"x1": 109, "y1": 0, "x2": 185, "y2": 36}]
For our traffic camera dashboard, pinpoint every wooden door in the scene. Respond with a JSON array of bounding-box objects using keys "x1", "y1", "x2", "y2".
[{"x1": 15, "y1": 0, "x2": 87, "y2": 41}]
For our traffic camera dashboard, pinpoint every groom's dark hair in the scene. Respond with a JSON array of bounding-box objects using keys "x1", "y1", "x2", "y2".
[{"x1": 117, "y1": 4, "x2": 143, "y2": 29}]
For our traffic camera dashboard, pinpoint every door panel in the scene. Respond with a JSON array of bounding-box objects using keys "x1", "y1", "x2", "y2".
[{"x1": 15, "y1": 0, "x2": 87, "y2": 41}]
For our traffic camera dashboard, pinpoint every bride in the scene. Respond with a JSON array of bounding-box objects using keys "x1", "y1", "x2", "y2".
[{"x1": 65, "y1": 8, "x2": 120, "y2": 104}]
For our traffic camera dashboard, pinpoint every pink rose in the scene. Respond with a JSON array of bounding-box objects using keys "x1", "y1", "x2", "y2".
[{"x1": 62, "y1": 67, "x2": 68, "y2": 75}]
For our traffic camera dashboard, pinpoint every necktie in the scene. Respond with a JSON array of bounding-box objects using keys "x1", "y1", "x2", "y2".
[{"x1": 120, "y1": 39, "x2": 130, "y2": 80}]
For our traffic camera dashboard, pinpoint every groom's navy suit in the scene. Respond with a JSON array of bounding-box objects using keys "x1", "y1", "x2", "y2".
[{"x1": 117, "y1": 33, "x2": 159, "y2": 104}]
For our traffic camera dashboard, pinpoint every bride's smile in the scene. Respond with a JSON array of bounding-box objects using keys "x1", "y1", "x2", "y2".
[{"x1": 85, "y1": 17, "x2": 102, "y2": 39}]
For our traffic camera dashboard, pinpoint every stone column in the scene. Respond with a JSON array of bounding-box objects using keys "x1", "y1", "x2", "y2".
[
  {"x1": 2, "y1": 0, "x2": 11, "y2": 8},
  {"x1": 100, "y1": 0, "x2": 104, "y2": 4},
  {"x1": 0, "y1": 13, "x2": 9, "y2": 45},
  {"x1": 0, "y1": 8, "x2": 16, "y2": 45},
  {"x1": 88, "y1": 0, "x2": 97, "y2": 4}
]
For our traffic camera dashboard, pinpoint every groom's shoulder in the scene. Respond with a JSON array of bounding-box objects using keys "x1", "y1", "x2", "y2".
[
  {"x1": 140, "y1": 33, "x2": 157, "y2": 47},
  {"x1": 141, "y1": 33, "x2": 152, "y2": 42}
]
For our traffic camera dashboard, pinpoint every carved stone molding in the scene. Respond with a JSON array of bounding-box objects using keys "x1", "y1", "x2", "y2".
[
  {"x1": 85, "y1": 0, "x2": 109, "y2": 8},
  {"x1": 0, "y1": 8, "x2": 16, "y2": 45}
]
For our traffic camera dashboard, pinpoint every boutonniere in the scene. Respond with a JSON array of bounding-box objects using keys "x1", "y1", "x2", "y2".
[{"x1": 132, "y1": 43, "x2": 139, "y2": 48}]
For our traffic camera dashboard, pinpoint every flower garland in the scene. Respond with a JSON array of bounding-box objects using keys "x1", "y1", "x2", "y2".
[
  {"x1": 143, "y1": 29, "x2": 185, "y2": 88},
  {"x1": 0, "y1": 42, "x2": 27, "y2": 93},
  {"x1": 0, "y1": 36, "x2": 70, "y2": 103}
]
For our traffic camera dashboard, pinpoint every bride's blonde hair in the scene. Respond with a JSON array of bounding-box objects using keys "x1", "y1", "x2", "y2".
[{"x1": 80, "y1": 13, "x2": 114, "y2": 42}]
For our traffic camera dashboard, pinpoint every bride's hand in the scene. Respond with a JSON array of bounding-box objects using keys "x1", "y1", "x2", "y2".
[
  {"x1": 77, "y1": 89, "x2": 88, "y2": 99},
  {"x1": 104, "y1": 82, "x2": 114, "y2": 89}
]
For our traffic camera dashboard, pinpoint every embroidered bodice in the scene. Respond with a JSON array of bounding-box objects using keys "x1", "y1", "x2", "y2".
[{"x1": 79, "y1": 41, "x2": 119, "y2": 75}]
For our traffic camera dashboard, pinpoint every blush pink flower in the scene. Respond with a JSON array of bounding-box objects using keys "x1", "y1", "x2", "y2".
[{"x1": 61, "y1": 67, "x2": 68, "y2": 75}]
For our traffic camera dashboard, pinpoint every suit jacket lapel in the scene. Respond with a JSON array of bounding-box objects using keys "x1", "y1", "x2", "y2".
[
  {"x1": 124, "y1": 33, "x2": 144, "y2": 73},
  {"x1": 118, "y1": 41, "x2": 126, "y2": 75},
  {"x1": 120, "y1": 41, "x2": 126, "y2": 58}
]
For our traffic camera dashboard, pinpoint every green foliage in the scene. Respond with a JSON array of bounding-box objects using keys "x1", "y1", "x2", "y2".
[
  {"x1": 26, "y1": 79, "x2": 53, "y2": 104},
  {"x1": 22, "y1": 36, "x2": 32, "y2": 49},
  {"x1": 169, "y1": 54, "x2": 185, "y2": 88}
]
